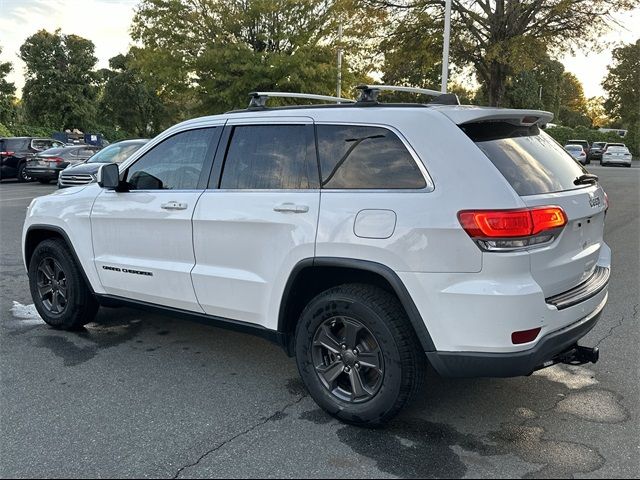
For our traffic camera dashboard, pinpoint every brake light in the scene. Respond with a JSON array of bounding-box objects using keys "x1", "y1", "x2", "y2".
[
  {"x1": 0, "y1": 151, "x2": 15, "y2": 156},
  {"x1": 458, "y1": 207, "x2": 567, "y2": 251},
  {"x1": 511, "y1": 327, "x2": 541, "y2": 344},
  {"x1": 42, "y1": 156, "x2": 64, "y2": 163}
]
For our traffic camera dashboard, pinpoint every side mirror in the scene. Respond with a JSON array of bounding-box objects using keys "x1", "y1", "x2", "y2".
[{"x1": 97, "y1": 163, "x2": 120, "y2": 190}]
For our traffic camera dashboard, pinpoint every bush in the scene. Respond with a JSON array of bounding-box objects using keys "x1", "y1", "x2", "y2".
[
  {"x1": 8, "y1": 124, "x2": 55, "y2": 137},
  {"x1": 0, "y1": 123, "x2": 12, "y2": 137}
]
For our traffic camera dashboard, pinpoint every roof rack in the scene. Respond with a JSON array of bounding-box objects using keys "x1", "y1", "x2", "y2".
[
  {"x1": 248, "y1": 92, "x2": 355, "y2": 109},
  {"x1": 355, "y1": 84, "x2": 460, "y2": 105}
]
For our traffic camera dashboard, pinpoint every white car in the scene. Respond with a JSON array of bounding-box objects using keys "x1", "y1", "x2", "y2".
[
  {"x1": 564, "y1": 144, "x2": 588, "y2": 164},
  {"x1": 22, "y1": 86, "x2": 610, "y2": 425},
  {"x1": 601, "y1": 145, "x2": 633, "y2": 167}
]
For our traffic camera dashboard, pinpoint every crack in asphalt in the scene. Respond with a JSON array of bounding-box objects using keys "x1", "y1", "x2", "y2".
[
  {"x1": 595, "y1": 303, "x2": 638, "y2": 348},
  {"x1": 171, "y1": 394, "x2": 307, "y2": 479}
]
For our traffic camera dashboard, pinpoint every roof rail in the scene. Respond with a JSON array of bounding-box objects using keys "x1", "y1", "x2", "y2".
[
  {"x1": 356, "y1": 84, "x2": 460, "y2": 105},
  {"x1": 248, "y1": 92, "x2": 355, "y2": 109}
]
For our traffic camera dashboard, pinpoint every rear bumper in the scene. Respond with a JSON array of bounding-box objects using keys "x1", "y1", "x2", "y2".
[
  {"x1": 427, "y1": 294, "x2": 606, "y2": 377},
  {"x1": 25, "y1": 167, "x2": 62, "y2": 180}
]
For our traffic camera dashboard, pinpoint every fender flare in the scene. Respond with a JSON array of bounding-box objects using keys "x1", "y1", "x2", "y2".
[{"x1": 278, "y1": 257, "x2": 436, "y2": 352}]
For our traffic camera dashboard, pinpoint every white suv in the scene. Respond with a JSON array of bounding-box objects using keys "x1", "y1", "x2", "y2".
[{"x1": 23, "y1": 87, "x2": 610, "y2": 425}]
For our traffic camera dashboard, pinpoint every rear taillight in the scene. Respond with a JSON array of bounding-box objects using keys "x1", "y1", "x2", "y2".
[
  {"x1": 458, "y1": 206, "x2": 567, "y2": 251},
  {"x1": 42, "y1": 156, "x2": 64, "y2": 164},
  {"x1": 0, "y1": 151, "x2": 15, "y2": 156}
]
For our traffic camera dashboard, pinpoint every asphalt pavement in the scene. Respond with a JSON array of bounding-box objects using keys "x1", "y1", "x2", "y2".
[{"x1": 1, "y1": 165, "x2": 639, "y2": 478}]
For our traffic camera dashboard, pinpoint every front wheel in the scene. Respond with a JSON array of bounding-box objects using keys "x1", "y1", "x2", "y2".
[
  {"x1": 295, "y1": 284, "x2": 425, "y2": 426},
  {"x1": 28, "y1": 238, "x2": 98, "y2": 329},
  {"x1": 17, "y1": 163, "x2": 32, "y2": 182}
]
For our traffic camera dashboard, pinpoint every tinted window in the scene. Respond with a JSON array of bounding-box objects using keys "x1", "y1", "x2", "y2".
[
  {"x1": 2, "y1": 138, "x2": 28, "y2": 151},
  {"x1": 463, "y1": 122, "x2": 587, "y2": 196},
  {"x1": 220, "y1": 125, "x2": 316, "y2": 189},
  {"x1": 317, "y1": 125, "x2": 426, "y2": 189},
  {"x1": 126, "y1": 128, "x2": 219, "y2": 190}
]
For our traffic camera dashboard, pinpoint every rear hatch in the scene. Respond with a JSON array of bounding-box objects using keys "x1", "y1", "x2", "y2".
[
  {"x1": 29, "y1": 148, "x2": 68, "y2": 169},
  {"x1": 455, "y1": 114, "x2": 607, "y2": 298}
]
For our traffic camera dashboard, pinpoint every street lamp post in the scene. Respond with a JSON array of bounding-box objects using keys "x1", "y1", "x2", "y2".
[{"x1": 441, "y1": 0, "x2": 452, "y2": 93}]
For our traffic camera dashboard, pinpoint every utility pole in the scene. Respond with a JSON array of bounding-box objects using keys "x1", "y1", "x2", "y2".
[
  {"x1": 337, "y1": 22, "x2": 343, "y2": 99},
  {"x1": 441, "y1": 0, "x2": 452, "y2": 93}
]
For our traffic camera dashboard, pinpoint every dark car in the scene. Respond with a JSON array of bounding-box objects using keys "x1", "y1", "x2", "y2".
[
  {"x1": 589, "y1": 141, "x2": 607, "y2": 161},
  {"x1": 0, "y1": 137, "x2": 65, "y2": 182},
  {"x1": 25, "y1": 145, "x2": 102, "y2": 184},
  {"x1": 58, "y1": 139, "x2": 149, "y2": 188}
]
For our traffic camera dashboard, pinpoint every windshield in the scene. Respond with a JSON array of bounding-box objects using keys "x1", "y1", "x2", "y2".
[{"x1": 87, "y1": 142, "x2": 145, "y2": 164}]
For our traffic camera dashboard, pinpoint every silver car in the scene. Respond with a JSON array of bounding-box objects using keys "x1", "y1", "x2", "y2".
[
  {"x1": 565, "y1": 144, "x2": 588, "y2": 164},
  {"x1": 602, "y1": 145, "x2": 633, "y2": 167}
]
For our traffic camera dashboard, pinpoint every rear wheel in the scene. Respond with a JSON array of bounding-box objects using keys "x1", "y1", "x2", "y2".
[
  {"x1": 17, "y1": 163, "x2": 32, "y2": 182},
  {"x1": 28, "y1": 238, "x2": 98, "y2": 330},
  {"x1": 295, "y1": 283, "x2": 425, "y2": 426}
]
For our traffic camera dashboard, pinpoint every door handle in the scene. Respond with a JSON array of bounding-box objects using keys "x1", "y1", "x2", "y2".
[
  {"x1": 273, "y1": 203, "x2": 309, "y2": 214},
  {"x1": 161, "y1": 201, "x2": 188, "y2": 211}
]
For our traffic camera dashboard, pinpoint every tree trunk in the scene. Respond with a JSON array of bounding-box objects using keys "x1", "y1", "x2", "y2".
[{"x1": 487, "y1": 61, "x2": 507, "y2": 107}]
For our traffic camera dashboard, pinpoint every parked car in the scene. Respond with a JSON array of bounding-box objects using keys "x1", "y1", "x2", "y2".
[
  {"x1": 58, "y1": 139, "x2": 149, "y2": 188},
  {"x1": 25, "y1": 145, "x2": 101, "y2": 184},
  {"x1": 567, "y1": 139, "x2": 590, "y2": 157},
  {"x1": 564, "y1": 144, "x2": 588, "y2": 164},
  {"x1": 601, "y1": 145, "x2": 633, "y2": 167},
  {"x1": 22, "y1": 87, "x2": 609, "y2": 426},
  {"x1": 565, "y1": 140, "x2": 590, "y2": 164},
  {"x1": 589, "y1": 142, "x2": 607, "y2": 161},
  {"x1": 0, "y1": 137, "x2": 64, "y2": 182},
  {"x1": 603, "y1": 142, "x2": 626, "y2": 151}
]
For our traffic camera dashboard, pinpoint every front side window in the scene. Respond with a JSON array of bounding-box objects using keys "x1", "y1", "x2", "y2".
[
  {"x1": 316, "y1": 125, "x2": 426, "y2": 189},
  {"x1": 126, "y1": 128, "x2": 219, "y2": 190},
  {"x1": 220, "y1": 125, "x2": 317, "y2": 189}
]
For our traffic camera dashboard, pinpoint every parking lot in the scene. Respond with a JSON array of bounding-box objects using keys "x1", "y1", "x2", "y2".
[{"x1": 0, "y1": 164, "x2": 638, "y2": 478}]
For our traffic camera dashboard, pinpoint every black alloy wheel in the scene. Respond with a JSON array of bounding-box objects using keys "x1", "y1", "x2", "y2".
[
  {"x1": 312, "y1": 316, "x2": 384, "y2": 403},
  {"x1": 36, "y1": 257, "x2": 68, "y2": 314}
]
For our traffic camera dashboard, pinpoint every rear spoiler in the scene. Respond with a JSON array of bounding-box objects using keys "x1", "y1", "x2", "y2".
[{"x1": 436, "y1": 107, "x2": 554, "y2": 127}]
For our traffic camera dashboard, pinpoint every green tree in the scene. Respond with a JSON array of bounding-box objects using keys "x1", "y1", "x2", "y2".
[
  {"x1": 603, "y1": 39, "x2": 640, "y2": 154},
  {"x1": 98, "y1": 53, "x2": 167, "y2": 137},
  {"x1": 0, "y1": 45, "x2": 17, "y2": 125},
  {"x1": 19, "y1": 30, "x2": 98, "y2": 130},
  {"x1": 374, "y1": 0, "x2": 637, "y2": 106},
  {"x1": 130, "y1": 0, "x2": 380, "y2": 117}
]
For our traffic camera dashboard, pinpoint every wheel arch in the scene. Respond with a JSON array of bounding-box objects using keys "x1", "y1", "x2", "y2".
[
  {"x1": 24, "y1": 225, "x2": 95, "y2": 294},
  {"x1": 277, "y1": 257, "x2": 435, "y2": 356}
]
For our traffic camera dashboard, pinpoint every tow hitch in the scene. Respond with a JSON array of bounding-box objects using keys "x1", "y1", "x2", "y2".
[{"x1": 534, "y1": 344, "x2": 599, "y2": 372}]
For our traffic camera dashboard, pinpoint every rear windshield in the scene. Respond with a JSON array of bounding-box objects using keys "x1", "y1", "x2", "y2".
[
  {"x1": 462, "y1": 122, "x2": 587, "y2": 196},
  {"x1": 1, "y1": 138, "x2": 28, "y2": 150},
  {"x1": 565, "y1": 145, "x2": 582, "y2": 151}
]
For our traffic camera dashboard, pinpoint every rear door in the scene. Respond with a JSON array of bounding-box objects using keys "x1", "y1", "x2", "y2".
[
  {"x1": 91, "y1": 126, "x2": 222, "y2": 311},
  {"x1": 191, "y1": 117, "x2": 320, "y2": 328},
  {"x1": 463, "y1": 121, "x2": 608, "y2": 297}
]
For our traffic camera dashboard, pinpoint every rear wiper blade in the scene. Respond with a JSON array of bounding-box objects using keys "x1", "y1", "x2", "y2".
[{"x1": 574, "y1": 173, "x2": 598, "y2": 185}]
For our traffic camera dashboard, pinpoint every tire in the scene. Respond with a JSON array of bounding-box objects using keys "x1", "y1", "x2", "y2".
[
  {"x1": 295, "y1": 283, "x2": 425, "y2": 426},
  {"x1": 38, "y1": 179, "x2": 51, "y2": 184},
  {"x1": 28, "y1": 238, "x2": 98, "y2": 330},
  {"x1": 17, "y1": 163, "x2": 32, "y2": 183}
]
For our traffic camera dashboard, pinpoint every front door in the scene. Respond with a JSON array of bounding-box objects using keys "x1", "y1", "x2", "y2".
[
  {"x1": 91, "y1": 126, "x2": 223, "y2": 311},
  {"x1": 191, "y1": 118, "x2": 320, "y2": 328}
]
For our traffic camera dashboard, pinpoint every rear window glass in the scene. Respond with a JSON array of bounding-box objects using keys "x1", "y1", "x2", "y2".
[
  {"x1": 462, "y1": 122, "x2": 587, "y2": 196},
  {"x1": 2, "y1": 138, "x2": 28, "y2": 150}
]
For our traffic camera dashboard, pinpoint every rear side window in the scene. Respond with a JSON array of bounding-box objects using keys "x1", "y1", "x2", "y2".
[
  {"x1": 317, "y1": 125, "x2": 426, "y2": 189},
  {"x1": 220, "y1": 125, "x2": 317, "y2": 189},
  {"x1": 462, "y1": 122, "x2": 587, "y2": 196},
  {"x1": 2, "y1": 139, "x2": 28, "y2": 151}
]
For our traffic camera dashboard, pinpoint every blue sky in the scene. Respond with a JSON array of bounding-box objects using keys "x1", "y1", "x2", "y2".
[{"x1": 1, "y1": 0, "x2": 639, "y2": 99}]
